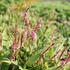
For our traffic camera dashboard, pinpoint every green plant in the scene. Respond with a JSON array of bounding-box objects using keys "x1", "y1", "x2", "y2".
[{"x1": 0, "y1": 1, "x2": 70, "y2": 70}]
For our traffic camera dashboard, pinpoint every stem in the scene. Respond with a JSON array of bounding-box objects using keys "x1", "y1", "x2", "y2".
[
  {"x1": 40, "y1": 43, "x2": 55, "y2": 57},
  {"x1": 59, "y1": 46, "x2": 67, "y2": 60},
  {"x1": 37, "y1": 43, "x2": 55, "y2": 64},
  {"x1": 50, "y1": 49, "x2": 60, "y2": 60}
]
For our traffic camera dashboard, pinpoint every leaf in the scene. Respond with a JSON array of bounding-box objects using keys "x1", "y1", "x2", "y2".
[
  {"x1": 27, "y1": 53, "x2": 40, "y2": 66},
  {"x1": 0, "y1": 56, "x2": 8, "y2": 61},
  {"x1": 19, "y1": 66, "x2": 28, "y2": 70},
  {"x1": 0, "y1": 62, "x2": 10, "y2": 70}
]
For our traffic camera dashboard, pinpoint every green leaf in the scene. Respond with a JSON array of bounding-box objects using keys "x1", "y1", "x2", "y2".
[
  {"x1": 27, "y1": 53, "x2": 40, "y2": 66},
  {"x1": 0, "y1": 62, "x2": 10, "y2": 70}
]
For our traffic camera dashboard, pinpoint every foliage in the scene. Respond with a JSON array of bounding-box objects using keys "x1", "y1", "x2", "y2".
[{"x1": 0, "y1": 1, "x2": 70, "y2": 70}]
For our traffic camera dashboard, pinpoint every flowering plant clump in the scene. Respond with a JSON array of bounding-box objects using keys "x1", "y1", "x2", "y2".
[{"x1": 0, "y1": 1, "x2": 70, "y2": 70}]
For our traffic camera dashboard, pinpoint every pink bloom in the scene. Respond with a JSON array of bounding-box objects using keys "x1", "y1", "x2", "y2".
[
  {"x1": 24, "y1": 17, "x2": 29, "y2": 25},
  {"x1": 60, "y1": 58, "x2": 66, "y2": 66},
  {"x1": 31, "y1": 31, "x2": 37, "y2": 41},
  {"x1": 12, "y1": 42, "x2": 18, "y2": 51},
  {"x1": 10, "y1": 41, "x2": 18, "y2": 60},
  {"x1": 34, "y1": 24, "x2": 41, "y2": 32},
  {"x1": 59, "y1": 56, "x2": 70, "y2": 66},
  {"x1": 67, "y1": 52, "x2": 70, "y2": 57},
  {"x1": 23, "y1": 8, "x2": 29, "y2": 17},
  {"x1": 66, "y1": 57, "x2": 70, "y2": 61},
  {"x1": 22, "y1": 8, "x2": 30, "y2": 25}
]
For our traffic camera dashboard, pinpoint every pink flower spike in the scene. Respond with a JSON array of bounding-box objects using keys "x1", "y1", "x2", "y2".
[
  {"x1": 23, "y1": 8, "x2": 29, "y2": 17},
  {"x1": 22, "y1": 8, "x2": 30, "y2": 25},
  {"x1": 34, "y1": 24, "x2": 41, "y2": 32},
  {"x1": 12, "y1": 42, "x2": 18, "y2": 51},
  {"x1": 24, "y1": 17, "x2": 29, "y2": 25},
  {"x1": 31, "y1": 31, "x2": 37, "y2": 41}
]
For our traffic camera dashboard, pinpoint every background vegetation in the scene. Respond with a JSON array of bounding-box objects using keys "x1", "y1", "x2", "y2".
[{"x1": 0, "y1": 0, "x2": 70, "y2": 70}]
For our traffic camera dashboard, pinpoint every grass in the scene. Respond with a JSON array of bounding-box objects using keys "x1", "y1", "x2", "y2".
[{"x1": 0, "y1": 0, "x2": 70, "y2": 70}]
